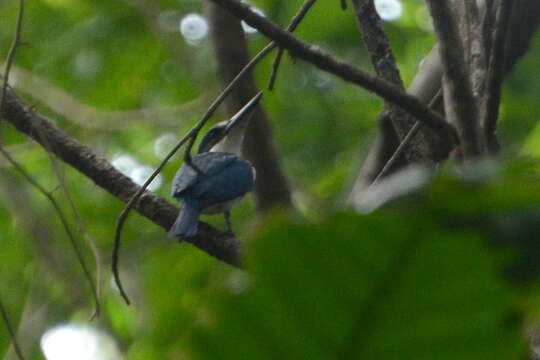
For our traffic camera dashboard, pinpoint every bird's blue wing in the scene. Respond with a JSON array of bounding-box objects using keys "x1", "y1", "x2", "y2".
[
  {"x1": 192, "y1": 157, "x2": 255, "y2": 207},
  {"x1": 171, "y1": 164, "x2": 197, "y2": 197},
  {"x1": 171, "y1": 152, "x2": 238, "y2": 197}
]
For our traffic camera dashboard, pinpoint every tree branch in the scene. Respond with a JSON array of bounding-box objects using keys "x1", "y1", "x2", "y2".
[
  {"x1": 0, "y1": 146, "x2": 101, "y2": 319},
  {"x1": 208, "y1": 0, "x2": 452, "y2": 137},
  {"x1": 0, "y1": 1, "x2": 29, "y2": 358},
  {"x1": 267, "y1": 0, "x2": 318, "y2": 91},
  {"x1": 347, "y1": 4, "x2": 448, "y2": 195},
  {"x1": 351, "y1": 0, "x2": 540, "y2": 198},
  {"x1": 466, "y1": 0, "x2": 486, "y2": 91},
  {"x1": 351, "y1": 0, "x2": 448, "y2": 168},
  {"x1": 426, "y1": 0, "x2": 482, "y2": 158},
  {"x1": 0, "y1": 0, "x2": 25, "y2": 123},
  {"x1": 1, "y1": 90, "x2": 242, "y2": 267},
  {"x1": 355, "y1": 47, "x2": 445, "y2": 189},
  {"x1": 0, "y1": 295, "x2": 26, "y2": 360},
  {"x1": 352, "y1": 0, "x2": 404, "y2": 88},
  {"x1": 349, "y1": 0, "x2": 406, "y2": 181}
]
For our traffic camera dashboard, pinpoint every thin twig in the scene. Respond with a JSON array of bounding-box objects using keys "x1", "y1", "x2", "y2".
[
  {"x1": 268, "y1": 48, "x2": 286, "y2": 91},
  {"x1": 25, "y1": 79, "x2": 102, "y2": 317},
  {"x1": 371, "y1": 122, "x2": 421, "y2": 185},
  {"x1": 267, "y1": 0, "x2": 318, "y2": 91},
  {"x1": 0, "y1": 295, "x2": 26, "y2": 360},
  {"x1": 44, "y1": 149, "x2": 102, "y2": 320},
  {"x1": 0, "y1": 3, "x2": 27, "y2": 358},
  {"x1": 0, "y1": 0, "x2": 24, "y2": 120},
  {"x1": 0, "y1": 146, "x2": 101, "y2": 319},
  {"x1": 0, "y1": 0, "x2": 100, "y2": 319},
  {"x1": 113, "y1": 0, "x2": 326, "y2": 304}
]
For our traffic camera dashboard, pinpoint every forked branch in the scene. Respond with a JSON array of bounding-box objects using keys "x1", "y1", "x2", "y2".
[{"x1": 209, "y1": 0, "x2": 453, "y2": 138}]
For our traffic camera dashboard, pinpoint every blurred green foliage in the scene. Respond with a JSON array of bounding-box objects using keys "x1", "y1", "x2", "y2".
[
  {"x1": 190, "y1": 213, "x2": 523, "y2": 359},
  {"x1": 1, "y1": 0, "x2": 540, "y2": 359}
]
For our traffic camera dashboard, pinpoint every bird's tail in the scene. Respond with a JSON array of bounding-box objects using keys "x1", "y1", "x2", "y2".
[{"x1": 168, "y1": 198, "x2": 201, "y2": 238}]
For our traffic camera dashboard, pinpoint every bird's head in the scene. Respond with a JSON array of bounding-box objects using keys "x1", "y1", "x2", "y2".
[{"x1": 197, "y1": 92, "x2": 262, "y2": 154}]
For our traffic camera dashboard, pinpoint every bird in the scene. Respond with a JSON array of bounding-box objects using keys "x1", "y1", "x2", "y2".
[{"x1": 168, "y1": 92, "x2": 262, "y2": 238}]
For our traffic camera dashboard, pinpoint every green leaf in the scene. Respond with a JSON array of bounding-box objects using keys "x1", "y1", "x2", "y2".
[{"x1": 187, "y1": 213, "x2": 524, "y2": 359}]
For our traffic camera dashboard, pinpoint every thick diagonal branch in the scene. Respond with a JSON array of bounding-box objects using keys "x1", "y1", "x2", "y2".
[{"x1": 1, "y1": 90, "x2": 241, "y2": 267}]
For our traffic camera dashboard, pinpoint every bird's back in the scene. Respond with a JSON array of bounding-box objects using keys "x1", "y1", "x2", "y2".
[
  {"x1": 171, "y1": 152, "x2": 254, "y2": 202},
  {"x1": 193, "y1": 156, "x2": 254, "y2": 209}
]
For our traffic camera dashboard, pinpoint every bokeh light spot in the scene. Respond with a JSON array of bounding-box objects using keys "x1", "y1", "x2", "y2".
[
  {"x1": 41, "y1": 324, "x2": 120, "y2": 360},
  {"x1": 154, "y1": 132, "x2": 179, "y2": 159},
  {"x1": 180, "y1": 13, "x2": 209, "y2": 45},
  {"x1": 131, "y1": 165, "x2": 163, "y2": 191},
  {"x1": 374, "y1": 0, "x2": 403, "y2": 21},
  {"x1": 111, "y1": 154, "x2": 139, "y2": 177}
]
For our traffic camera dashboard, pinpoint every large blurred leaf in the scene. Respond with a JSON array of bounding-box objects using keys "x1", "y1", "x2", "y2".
[{"x1": 187, "y1": 213, "x2": 524, "y2": 359}]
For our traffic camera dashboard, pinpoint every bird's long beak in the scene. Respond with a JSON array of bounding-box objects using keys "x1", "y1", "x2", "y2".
[{"x1": 224, "y1": 92, "x2": 263, "y2": 135}]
